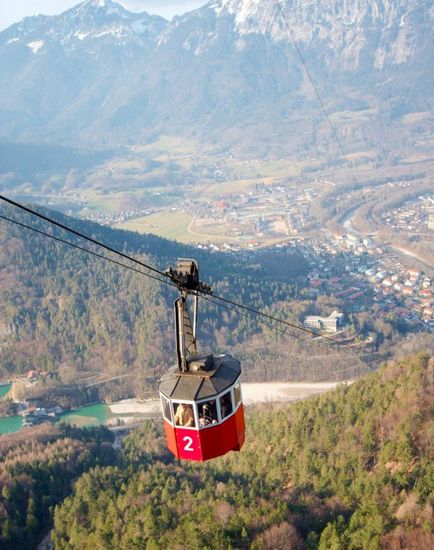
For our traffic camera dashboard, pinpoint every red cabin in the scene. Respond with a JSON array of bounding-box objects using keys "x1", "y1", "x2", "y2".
[
  {"x1": 159, "y1": 353, "x2": 245, "y2": 461},
  {"x1": 158, "y1": 259, "x2": 245, "y2": 462}
]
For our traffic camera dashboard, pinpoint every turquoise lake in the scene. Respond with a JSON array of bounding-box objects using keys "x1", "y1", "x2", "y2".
[
  {"x1": 0, "y1": 383, "x2": 12, "y2": 400},
  {"x1": 0, "y1": 402, "x2": 148, "y2": 435},
  {"x1": 58, "y1": 403, "x2": 111, "y2": 427},
  {"x1": 0, "y1": 415, "x2": 23, "y2": 434}
]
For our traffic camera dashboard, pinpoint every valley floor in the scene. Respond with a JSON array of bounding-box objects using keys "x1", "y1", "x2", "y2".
[{"x1": 109, "y1": 381, "x2": 345, "y2": 414}]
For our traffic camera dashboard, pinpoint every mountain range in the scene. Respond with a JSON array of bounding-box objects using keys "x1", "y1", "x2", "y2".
[{"x1": 0, "y1": 0, "x2": 433, "y2": 158}]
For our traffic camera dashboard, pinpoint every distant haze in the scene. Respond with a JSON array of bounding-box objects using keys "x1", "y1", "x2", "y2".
[
  {"x1": 0, "y1": 0, "x2": 432, "y2": 159},
  {"x1": 0, "y1": 0, "x2": 207, "y2": 31}
]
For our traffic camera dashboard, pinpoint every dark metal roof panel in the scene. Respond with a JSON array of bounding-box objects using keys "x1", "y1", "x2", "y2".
[
  {"x1": 158, "y1": 373, "x2": 180, "y2": 398},
  {"x1": 196, "y1": 378, "x2": 219, "y2": 399},
  {"x1": 170, "y1": 376, "x2": 202, "y2": 400},
  {"x1": 211, "y1": 372, "x2": 236, "y2": 394},
  {"x1": 158, "y1": 354, "x2": 241, "y2": 401}
]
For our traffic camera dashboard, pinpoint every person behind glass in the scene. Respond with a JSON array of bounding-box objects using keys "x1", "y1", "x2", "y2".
[
  {"x1": 174, "y1": 403, "x2": 194, "y2": 427},
  {"x1": 199, "y1": 403, "x2": 217, "y2": 427}
]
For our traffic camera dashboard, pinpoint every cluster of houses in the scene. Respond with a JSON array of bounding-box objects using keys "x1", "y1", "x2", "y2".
[
  {"x1": 195, "y1": 220, "x2": 433, "y2": 333},
  {"x1": 22, "y1": 406, "x2": 63, "y2": 427},
  {"x1": 190, "y1": 183, "x2": 318, "y2": 246},
  {"x1": 371, "y1": 269, "x2": 433, "y2": 328},
  {"x1": 381, "y1": 195, "x2": 434, "y2": 233},
  {"x1": 84, "y1": 207, "x2": 158, "y2": 226},
  {"x1": 302, "y1": 231, "x2": 433, "y2": 330}
]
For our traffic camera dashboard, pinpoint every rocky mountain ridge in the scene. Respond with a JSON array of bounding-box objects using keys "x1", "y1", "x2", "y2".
[
  {"x1": 2, "y1": 0, "x2": 167, "y2": 50},
  {"x1": 0, "y1": 0, "x2": 432, "y2": 158}
]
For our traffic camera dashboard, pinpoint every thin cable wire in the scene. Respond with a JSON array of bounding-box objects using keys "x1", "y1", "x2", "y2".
[
  {"x1": 0, "y1": 196, "x2": 370, "y2": 349},
  {"x1": 0, "y1": 195, "x2": 340, "y2": 343},
  {"x1": 203, "y1": 293, "x2": 380, "y2": 362},
  {"x1": 274, "y1": 0, "x2": 365, "y2": 196},
  {"x1": 0, "y1": 195, "x2": 169, "y2": 280},
  {"x1": 1, "y1": 211, "x2": 379, "y2": 363},
  {"x1": 0, "y1": 214, "x2": 177, "y2": 289},
  {"x1": 204, "y1": 291, "x2": 339, "y2": 344},
  {"x1": 201, "y1": 293, "x2": 306, "y2": 342}
]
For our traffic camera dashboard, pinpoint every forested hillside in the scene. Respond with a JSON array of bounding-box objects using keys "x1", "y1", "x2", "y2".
[
  {"x1": 0, "y1": 204, "x2": 376, "y2": 397},
  {"x1": 0, "y1": 424, "x2": 115, "y2": 550},
  {"x1": 0, "y1": 353, "x2": 431, "y2": 549},
  {"x1": 43, "y1": 352, "x2": 432, "y2": 549}
]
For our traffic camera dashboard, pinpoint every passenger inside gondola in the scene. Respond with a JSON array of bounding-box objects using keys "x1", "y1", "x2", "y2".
[
  {"x1": 174, "y1": 403, "x2": 195, "y2": 427},
  {"x1": 198, "y1": 400, "x2": 217, "y2": 427}
]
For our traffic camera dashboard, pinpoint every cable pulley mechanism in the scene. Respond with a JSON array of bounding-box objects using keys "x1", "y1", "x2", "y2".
[
  {"x1": 165, "y1": 259, "x2": 212, "y2": 373},
  {"x1": 165, "y1": 258, "x2": 212, "y2": 294}
]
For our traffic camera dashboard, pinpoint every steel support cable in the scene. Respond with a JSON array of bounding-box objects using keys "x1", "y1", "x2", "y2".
[
  {"x1": 274, "y1": 0, "x2": 367, "y2": 198},
  {"x1": 0, "y1": 195, "x2": 169, "y2": 280},
  {"x1": 202, "y1": 291, "x2": 340, "y2": 344},
  {"x1": 201, "y1": 293, "x2": 305, "y2": 342},
  {"x1": 6, "y1": 209, "x2": 366, "y2": 363},
  {"x1": 202, "y1": 294, "x2": 380, "y2": 363},
  {"x1": 1, "y1": 211, "x2": 377, "y2": 362},
  {"x1": 0, "y1": 214, "x2": 178, "y2": 290},
  {"x1": 201, "y1": 294, "x2": 379, "y2": 359},
  {"x1": 1, "y1": 195, "x2": 366, "y2": 349}
]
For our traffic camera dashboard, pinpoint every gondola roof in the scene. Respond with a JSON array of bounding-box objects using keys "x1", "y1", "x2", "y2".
[{"x1": 159, "y1": 353, "x2": 241, "y2": 401}]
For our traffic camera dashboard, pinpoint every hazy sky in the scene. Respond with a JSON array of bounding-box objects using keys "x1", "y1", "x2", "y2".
[{"x1": 0, "y1": 1, "x2": 208, "y2": 32}]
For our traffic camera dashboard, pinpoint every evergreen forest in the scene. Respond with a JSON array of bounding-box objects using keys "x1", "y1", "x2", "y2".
[
  {"x1": 0, "y1": 352, "x2": 432, "y2": 549},
  {"x1": 0, "y1": 205, "x2": 394, "y2": 406}
]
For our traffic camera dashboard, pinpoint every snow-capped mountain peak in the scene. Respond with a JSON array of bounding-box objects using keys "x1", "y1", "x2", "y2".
[
  {"x1": 211, "y1": 0, "x2": 284, "y2": 38},
  {"x1": 70, "y1": 0, "x2": 128, "y2": 18},
  {"x1": 0, "y1": 0, "x2": 431, "y2": 154},
  {"x1": 1, "y1": 0, "x2": 168, "y2": 53}
]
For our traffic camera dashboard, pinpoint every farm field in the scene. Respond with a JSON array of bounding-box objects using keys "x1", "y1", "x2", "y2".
[{"x1": 116, "y1": 211, "x2": 198, "y2": 242}]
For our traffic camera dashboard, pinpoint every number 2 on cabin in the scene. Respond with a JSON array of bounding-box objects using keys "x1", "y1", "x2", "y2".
[{"x1": 183, "y1": 436, "x2": 194, "y2": 452}]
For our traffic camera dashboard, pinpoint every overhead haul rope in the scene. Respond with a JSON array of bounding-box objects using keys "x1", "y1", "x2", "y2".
[
  {"x1": 202, "y1": 294, "x2": 381, "y2": 363},
  {"x1": 0, "y1": 213, "x2": 177, "y2": 290},
  {"x1": 202, "y1": 292, "x2": 338, "y2": 343},
  {"x1": 0, "y1": 195, "x2": 167, "y2": 281},
  {"x1": 274, "y1": 0, "x2": 368, "y2": 199},
  {"x1": 2, "y1": 211, "x2": 347, "y2": 358},
  {"x1": 0, "y1": 200, "x2": 380, "y2": 366},
  {"x1": 201, "y1": 293, "x2": 305, "y2": 343},
  {"x1": 0, "y1": 8, "x2": 390, "y2": 364},
  {"x1": 1, "y1": 195, "x2": 349, "y2": 346}
]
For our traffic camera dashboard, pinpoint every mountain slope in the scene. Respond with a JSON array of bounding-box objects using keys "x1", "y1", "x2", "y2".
[
  {"x1": 0, "y1": 0, "x2": 432, "y2": 158},
  {"x1": 0, "y1": 0, "x2": 167, "y2": 144},
  {"x1": 0, "y1": 204, "x2": 319, "y2": 389},
  {"x1": 49, "y1": 352, "x2": 434, "y2": 549}
]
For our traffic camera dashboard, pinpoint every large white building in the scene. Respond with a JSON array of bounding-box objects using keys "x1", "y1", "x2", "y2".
[{"x1": 304, "y1": 311, "x2": 345, "y2": 333}]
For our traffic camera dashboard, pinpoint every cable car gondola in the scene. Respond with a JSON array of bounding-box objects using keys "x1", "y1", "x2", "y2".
[
  {"x1": 158, "y1": 259, "x2": 245, "y2": 461},
  {"x1": 0, "y1": 196, "x2": 347, "y2": 462}
]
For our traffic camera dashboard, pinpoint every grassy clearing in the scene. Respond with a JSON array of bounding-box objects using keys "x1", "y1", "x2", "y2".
[
  {"x1": 401, "y1": 153, "x2": 433, "y2": 164},
  {"x1": 190, "y1": 220, "x2": 230, "y2": 238},
  {"x1": 345, "y1": 150, "x2": 378, "y2": 161},
  {"x1": 78, "y1": 190, "x2": 128, "y2": 213},
  {"x1": 195, "y1": 178, "x2": 263, "y2": 196},
  {"x1": 134, "y1": 136, "x2": 200, "y2": 157},
  {"x1": 224, "y1": 158, "x2": 300, "y2": 179},
  {"x1": 196, "y1": 173, "x2": 290, "y2": 198},
  {"x1": 115, "y1": 211, "x2": 198, "y2": 243}
]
